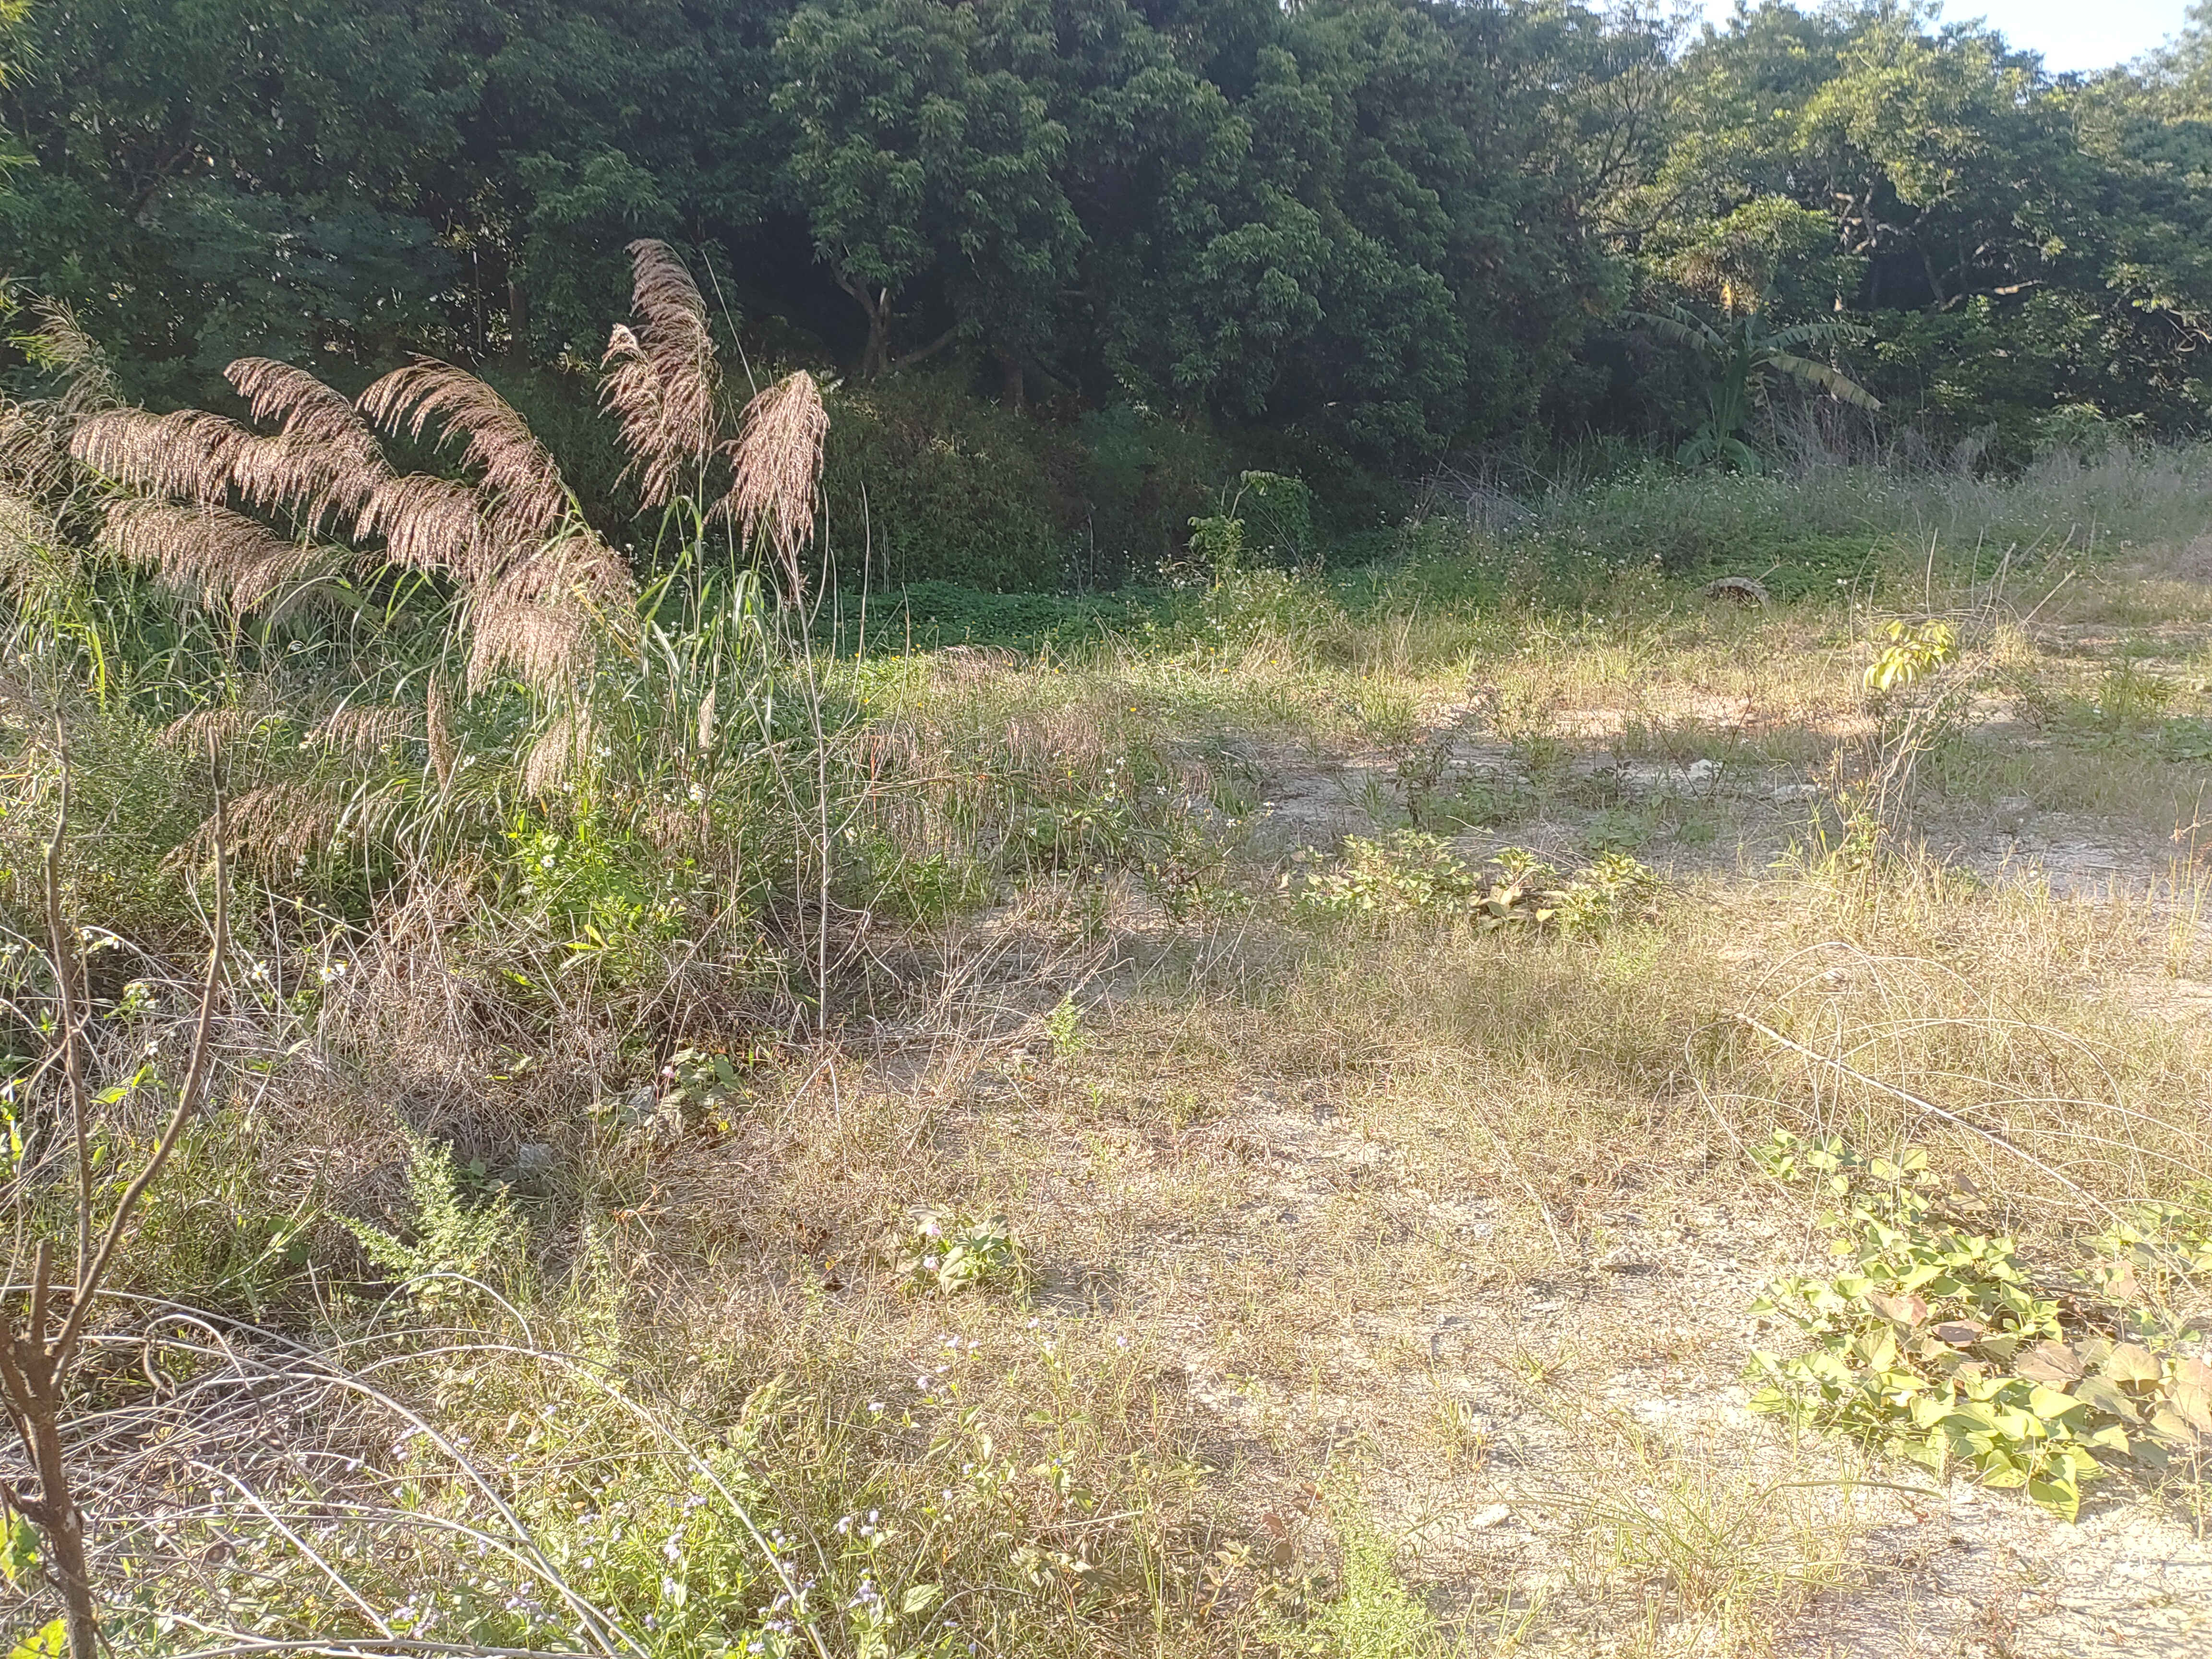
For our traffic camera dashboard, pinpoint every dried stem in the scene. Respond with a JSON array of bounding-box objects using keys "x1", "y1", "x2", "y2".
[{"x1": 41, "y1": 729, "x2": 91, "y2": 1281}]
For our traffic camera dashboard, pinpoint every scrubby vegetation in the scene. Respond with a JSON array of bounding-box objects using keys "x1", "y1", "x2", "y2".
[
  {"x1": 7, "y1": 1, "x2": 2212, "y2": 584},
  {"x1": 5, "y1": 1, "x2": 2212, "y2": 1655},
  {"x1": 0, "y1": 228, "x2": 2207, "y2": 1654}
]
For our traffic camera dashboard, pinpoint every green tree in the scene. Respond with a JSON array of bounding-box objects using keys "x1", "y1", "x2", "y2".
[{"x1": 776, "y1": 0, "x2": 1082, "y2": 382}]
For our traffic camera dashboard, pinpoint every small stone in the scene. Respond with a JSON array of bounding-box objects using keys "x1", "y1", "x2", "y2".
[{"x1": 1703, "y1": 576, "x2": 1770, "y2": 607}]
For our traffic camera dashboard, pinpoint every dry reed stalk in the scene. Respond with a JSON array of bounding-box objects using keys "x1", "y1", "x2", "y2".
[
  {"x1": 425, "y1": 673, "x2": 457, "y2": 790},
  {"x1": 224, "y1": 359, "x2": 392, "y2": 525},
  {"x1": 102, "y1": 499, "x2": 339, "y2": 613},
  {"x1": 308, "y1": 705, "x2": 415, "y2": 756},
  {"x1": 358, "y1": 359, "x2": 568, "y2": 542},
  {"x1": 719, "y1": 371, "x2": 827, "y2": 592},
  {"x1": 70, "y1": 408, "x2": 249, "y2": 505},
  {"x1": 602, "y1": 240, "x2": 723, "y2": 507}
]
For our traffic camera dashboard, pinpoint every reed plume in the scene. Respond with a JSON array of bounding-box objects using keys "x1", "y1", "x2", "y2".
[
  {"x1": 462, "y1": 519, "x2": 633, "y2": 694},
  {"x1": 355, "y1": 473, "x2": 492, "y2": 577},
  {"x1": 0, "y1": 304, "x2": 122, "y2": 497},
  {"x1": 103, "y1": 498, "x2": 338, "y2": 613},
  {"x1": 521, "y1": 707, "x2": 592, "y2": 795},
  {"x1": 308, "y1": 705, "x2": 415, "y2": 756},
  {"x1": 0, "y1": 487, "x2": 79, "y2": 611},
  {"x1": 359, "y1": 360, "x2": 568, "y2": 542},
  {"x1": 71, "y1": 409, "x2": 249, "y2": 505},
  {"x1": 24, "y1": 301, "x2": 123, "y2": 421},
  {"x1": 214, "y1": 782, "x2": 345, "y2": 872},
  {"x1": 425, "y1": 672, "x2": 457, "y2": 790},
  {"x1": 719, "y1": 371, "x2": 828, "y2": 593},
  {"x1": 602, "y1": 240, "x2": 723, "y2": 508},
  {"x1": 223, "y1": 359, "x2": 391, "y2": 525},
  {"x1": 156, "y1": 703, "x2": 274, "y2": 753}
]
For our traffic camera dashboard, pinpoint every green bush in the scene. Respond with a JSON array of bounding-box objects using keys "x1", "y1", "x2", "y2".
[
  {"x1": 822, "y1": 373, "x2": 1070, "y2": 592},
  {"x1": 1292, "y1": 832, "x2": 1656, "y2": 936}
]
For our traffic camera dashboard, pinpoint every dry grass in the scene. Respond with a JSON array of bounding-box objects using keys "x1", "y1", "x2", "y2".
[
  {"x1": 7, "y1": 442, "x2": 2212, "y2": 1653},
  {"x1": 722, "y1": 372, "x2": 829, "y2": 591}
]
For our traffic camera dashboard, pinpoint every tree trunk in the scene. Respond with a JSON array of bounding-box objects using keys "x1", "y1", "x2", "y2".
[
  {"x1": 837, "y1": 271, "x2": 893, "y2": 380},
  {"x1": 862, "y1": 294, "x2": 890, "y2": 380},
  {"x1": 25, "y1": 1411, "x2": 97, "y2": 1659}
]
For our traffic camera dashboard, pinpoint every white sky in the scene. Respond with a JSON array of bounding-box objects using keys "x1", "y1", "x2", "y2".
[{"x1": 1695, "y1": 1, "x2": 2195, "y2": 74}]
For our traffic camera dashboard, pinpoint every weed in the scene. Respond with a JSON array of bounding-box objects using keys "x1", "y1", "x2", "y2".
[
  {"x1": 1292, "y1": 831, "x2": 1656, "y2": 938},
  {"x1": 1044, "y1": 996, "x2": 1088, "y2": 1060},
  {"x1": 340, "y1": 1134, "x2": 529, "y2": 1310},
  {"x1": 1262, "y1": 1487, "x2": 1444, "y2": 1659},
  {"x1": 893, "y1": 1209, "x2": 1030, "y2": 1297},
  {"x1": 1748, "y1": 1132, "x2": 2212, "y2": 1520}
]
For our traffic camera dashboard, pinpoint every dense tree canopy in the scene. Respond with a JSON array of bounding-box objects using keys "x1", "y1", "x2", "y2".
[{"x1": 2, "y1": 0, "x2": 2208, "y2": 515}]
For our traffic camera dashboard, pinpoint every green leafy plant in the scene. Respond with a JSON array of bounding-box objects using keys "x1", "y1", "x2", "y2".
[
  {"x1": 893, "y1": 1208, "x2": 1028, "y2": 1297},
  {"x1": 658, "y1": 1045, "x2": 747, "y2": 1132},
  {"x1": 1864, "y1": 620, "x2": 1959, "y2": 693},
  {"x1": 342, "y1": 1135, "x2": 529, "y2": 1308},
  {"x1": 1042, "y1": 996, "x2": 1087, "y2": 1060},
  {"x1": 1291, "y1": 831, "x2": 1655, "y2": 937},
  {"x1": 1628, "y1": 301, "x2": 1880, "y2": 472},
  {"x1": 0, "y1": 1514, "x2": 38, "y2": 1586},
  {"x1": 1747, "y1": 1131, "x2": 2212, "y2": 1520},
  {"x1": 1260, "y1": 1485, "x2": 1444, "y2": 1659}
]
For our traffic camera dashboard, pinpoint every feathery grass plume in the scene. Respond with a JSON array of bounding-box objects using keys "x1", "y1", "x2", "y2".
[
  {"x1": 0, "y1": 400, "x2": 71, "y2": 497},
  {"x1": 308, "y1": 705, "x2": 415, "y2": 756},
  {"x1": 358, "y1": 359, "x2": 568, "y2": 542},
  {"x1": 602, "y1": 240, "x2": 722, "y2": 508},
  {"x1": 156, "y1": 704, "x2": 276, "y2": 753},
  {"x1": 103, "y1": 498, "x2": 338, "y2": 613},
  {"x1": 356, "y1": 472, "x2": 490, "y2": 576},
  {"x1": 462, "y1": 526, "x2": 632, "y2": 695},
  {"x1": 207, "y1": 781, "x2": 345, "y2": 872},
  {"x1": 466, "y1": 579, "x2": 593, "y2": 697},
  {"x1": 0, "y1": 486, "x2": 79, "y2": 611},
  {"x1": 71, "y1": 408, "x2": 250, "y2": 505},
  {"x1": 425, "y1": 672, "x2": 457, "y2": 790},
  {"x1": 225, "y1": 359, "x2": 391, "y2": 525},
  {"x1": 521, "y1": 706, "x2": 591, "y2": 795},
  {"x1": 22, "y1": 300, "x2": 123, "y2": 421},
  {"x1": 719, "y1": 371, "x2": 827, "y2": 592}
]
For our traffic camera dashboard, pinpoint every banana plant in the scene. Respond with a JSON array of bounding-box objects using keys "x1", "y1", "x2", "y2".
[{"x1": 1628, "y1": 300, "x2": 1881, "y2": 470}]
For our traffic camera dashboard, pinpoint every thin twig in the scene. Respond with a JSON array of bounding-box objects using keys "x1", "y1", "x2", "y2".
[
  {"x1": 42, "y1": 727, "x2": 92, "y2": 1282},
  {"x1": 1733, "y1": 1012, "x2": 2123, "y2": 1221}
]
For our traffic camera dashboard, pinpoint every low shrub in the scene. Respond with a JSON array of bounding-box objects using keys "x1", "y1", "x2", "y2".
[
  {"x1": 1747, "y1": 1132, "x2": 2212, "y2": 1521},
  {"x1": 1291, "y1": 832, "x2": 1656, "y2": 936}
]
